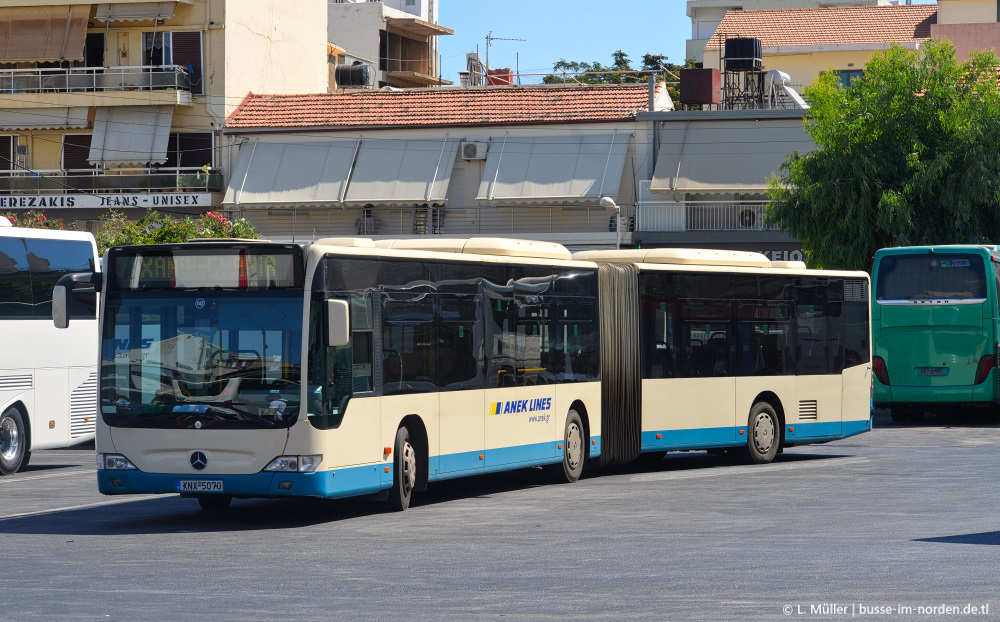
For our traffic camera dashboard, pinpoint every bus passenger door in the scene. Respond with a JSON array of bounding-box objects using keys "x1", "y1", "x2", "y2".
[
  {"x1": 791, "y1": 286, "x2": 842, "y2": 439},
  {"x1": 436, "y1": 294, "x2": 485, "y2": 474}
]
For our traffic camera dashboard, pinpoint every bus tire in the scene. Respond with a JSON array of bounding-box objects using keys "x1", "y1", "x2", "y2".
[
  {"x1": 389, "y1": 426, "x2": 416, "y2": 511},
  {"x1": 889, "y1": 406, "x2": 908, "y2": 424},
  {"x1": 0, "y1": 406, "x2": 28, "y2": 475},
  {"x1": 557, "y1": 410, "x2": 586, "y2": 483},
  {"x1": 743, "y1": 402, "x2": 780, "y2": 464}
]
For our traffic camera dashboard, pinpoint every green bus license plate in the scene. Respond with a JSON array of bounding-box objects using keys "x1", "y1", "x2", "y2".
[
  {"x1": 917, "y1": 368, "x2": 948, "y2": 376},
  {"x1": 177, "y1": 480, "x2": 223, "y2": 493}
]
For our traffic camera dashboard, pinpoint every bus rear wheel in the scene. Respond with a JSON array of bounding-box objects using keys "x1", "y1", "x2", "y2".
[
  {"x1": 389, "y1": 426, "x2": 416, "y2": 511},
  {"x1": 556, "y1": 410, "x2": 585, "y2": 483},
  {"x1": 742, "y1": 402, "x2": 780, "y2": 464},
  {"x1": 197, "y1": 495, "x2": 232, "y2": 511},
  {"x1": 0, "y1": 407, "x2": 29, "y2": 475}
]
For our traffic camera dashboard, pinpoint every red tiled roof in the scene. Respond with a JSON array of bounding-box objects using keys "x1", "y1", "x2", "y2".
[
  {"x1": 706, "y1": 4, "x2": 937, "y2": 48},
  {"x1": 224, "y1": 85, "x2": 651, "y2": 130}
]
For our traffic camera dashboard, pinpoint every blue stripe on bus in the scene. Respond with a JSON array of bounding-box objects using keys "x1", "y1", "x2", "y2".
[
  {"x1": 98, "y1": 466, "x2": 387, "y2": 499},
  {"x1": 639, "y1": 420, "x2": 872, "y2": 453},
  {"x1": 98, "y1": 435, "x2": 605, "y2": 499}
]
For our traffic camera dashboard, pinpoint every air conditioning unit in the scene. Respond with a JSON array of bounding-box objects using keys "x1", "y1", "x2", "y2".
[{"x1": 460, "y1": 141, "x2": 488, "y2": 160}]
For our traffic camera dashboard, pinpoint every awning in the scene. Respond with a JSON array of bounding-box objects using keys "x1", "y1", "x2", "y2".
[
  {"x1": 222, "y1": 140, "x2": 360, "y2": 208},
  {"x1": 385, "y1": 17, "x2": 454, "y2": 38},
  {"x1": 477, "y1": 132, "x2": 633, "y2": 205},
  {"x1": 650, "y1": 118, "x2": 814, "y2": 195},
  {"x1": 0, "y1": 5, "x2": 88, "y2": 62},
  {"x1": 0, "y1": 107, "x2": 88, "y2": 130},
  {"x1": 94, "y1": 2, "x2": 177, "y2": 22},
  {"x1": 344, "y1": 138, "x2": 460, "y2": 206},
  {"x1": 88, "y1": 106, "x2": 174, "y2": 165}
]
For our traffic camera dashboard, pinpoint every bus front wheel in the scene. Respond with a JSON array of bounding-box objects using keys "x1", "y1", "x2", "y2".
[
  {"x1": 743, "y1": 402, "x2": 780, "y2": 464},
  {"x1": 389, "y1": 426, "x2": 416, "y2": 511},
  {"x1": 0, "y1": 406, "x2": 29, "y2": 475}
]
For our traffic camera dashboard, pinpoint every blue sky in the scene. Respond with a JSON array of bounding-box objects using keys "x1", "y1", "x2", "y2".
[{"x1": 437, "y1": 0, "x2": 937, "y2": 85}]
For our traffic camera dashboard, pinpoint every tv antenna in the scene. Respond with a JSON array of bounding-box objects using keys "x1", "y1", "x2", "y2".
[{"x1": 485, "y1": 31, "x2": 525, "y2": 75}]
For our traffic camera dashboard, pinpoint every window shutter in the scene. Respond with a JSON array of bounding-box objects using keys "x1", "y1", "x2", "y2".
[
  {"x1": 63, "y1": 135, "x2": 93, "y2": 173},
  {"x1": 171, "y1": 31, "x2": 203, "y2": 96},
  {"x1": 0, "y1": 135, "x2": 12, "y2": 171}
]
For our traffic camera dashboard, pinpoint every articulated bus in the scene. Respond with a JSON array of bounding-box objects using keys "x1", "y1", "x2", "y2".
[
  {"x1": 53, "y1": 238, "x2": 871, "y2": 510},
  {"x1": 577, "y1": 249, "x2": 872, "y2": 464},
  {"x1": 0, "y1": 218, "x2": 99, "y2": 474},
  {"x1": 872, "y1": 245, "x2": 1000, "y2": 422}
]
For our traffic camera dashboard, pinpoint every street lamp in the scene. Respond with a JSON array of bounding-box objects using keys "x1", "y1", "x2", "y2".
[{"x1": 600, "y1": 196, "x2": 621, "y2": 250}]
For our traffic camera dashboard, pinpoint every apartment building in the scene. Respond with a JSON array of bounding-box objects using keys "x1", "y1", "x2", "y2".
[
  {"x1": 0, "y1": 0, "x2": 328, "y2": 228},
  {"x1": 328, "y1": 0, "x2": 453, "y2": 89},
  {"x1": 686, "y1": 0, "x2": 896, "y2": 64}
]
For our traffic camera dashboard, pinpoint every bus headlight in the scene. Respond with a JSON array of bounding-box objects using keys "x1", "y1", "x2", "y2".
[
  {"x1": 264, "y1": 455, "x2": 322, "y2": 473},
  {"x1": 97, "y1": 453, "x2": 137, "y2": 471}
]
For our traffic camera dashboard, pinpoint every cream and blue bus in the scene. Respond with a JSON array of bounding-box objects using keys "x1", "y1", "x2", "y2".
[
  {"x1": 0, "y1": 218, "x2": 99, "y2": 474},
  {"x1": 54, "y1": 239, "x2": 872, "y2": 510}
]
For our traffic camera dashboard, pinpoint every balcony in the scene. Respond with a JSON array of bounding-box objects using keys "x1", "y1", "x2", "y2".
[
  {"x1": 0, "y1": 167, "x2": 223, "y2": 195},
  {"x1": 637, "y1": 200, "x2": 776, "y2": 232},
  {"x1": 237, "y1": 205, "x2": 627, "y2": 248},
  {"x1": 0, "y1": 66, "x2": 193, "y2": 108}
]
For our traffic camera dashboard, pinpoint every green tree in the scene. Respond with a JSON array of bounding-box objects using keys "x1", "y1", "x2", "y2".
[
  {"x1": 766, "y1": 39, "x2": 1000, "y2": 270},
  {"x1": 543, "y1": 51, "x2": 693, "y2": 100}
]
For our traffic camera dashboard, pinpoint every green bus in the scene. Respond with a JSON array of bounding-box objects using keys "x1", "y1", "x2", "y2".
[{"x1": 871, "y1": 245, "x2": 1000, "y2": 422}]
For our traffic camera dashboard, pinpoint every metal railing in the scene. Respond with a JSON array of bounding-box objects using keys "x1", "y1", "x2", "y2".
[
  {"x1": 0, "y1": 65, "x2": 191, "y2": 94},
  {"x1": 0, "y1": 167, "x2": 222, "y2": 194},
  {"x1": 238, "y1": 205, "x2": 626, "y2": 239},
  {"x1": 637, "y1": 200, "x2": 777, "y2": 232}
]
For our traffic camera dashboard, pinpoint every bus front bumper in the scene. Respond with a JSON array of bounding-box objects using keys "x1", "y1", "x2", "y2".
[{"x1": 98, "y1": 464, "x2": 390, "y2": 499}]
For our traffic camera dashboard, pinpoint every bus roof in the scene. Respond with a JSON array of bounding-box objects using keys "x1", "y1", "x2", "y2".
[
  {"x1": 350, "y1": 237, "x2": 574, "y2": 261},
  {"x1": 0, "y1": 224, "x2": 97, "y2": 244},
  {"x1": 573, "y1": 248, "x2": 774, "y2": 269},
  {"x1": 874, "y1": 244, "x2": 1000, "y2": 258}
]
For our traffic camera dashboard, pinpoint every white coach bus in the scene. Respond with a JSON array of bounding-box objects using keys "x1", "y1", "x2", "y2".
[{"x1": 0, "y1": 218, "x2": 99, "y2": 474}]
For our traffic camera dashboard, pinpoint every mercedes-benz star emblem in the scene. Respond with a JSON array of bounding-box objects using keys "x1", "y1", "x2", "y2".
[{"x1": 190, "y1": 451, "x2": 208, "y2": 471}]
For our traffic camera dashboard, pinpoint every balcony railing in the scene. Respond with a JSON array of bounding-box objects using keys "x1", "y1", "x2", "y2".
[
  {"x1": 0, "y1": 167, "x2": 222, "y2": 194},
  {"x1": 238, "y1": 206, "x2": 624, "y2": 239},
  {"x1": 0, "y1": 65, "x2": 191, "y2": 94},
  {"x1": 637, "y1": 200, "x2": 777, "y2": 232}
]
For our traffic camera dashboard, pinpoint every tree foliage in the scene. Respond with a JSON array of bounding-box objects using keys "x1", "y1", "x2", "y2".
[
  {"x1": 544, "y1": 51, "x2": 694, "y2": 101},
  {"x1": 766, "y1": 39, "x2": 1000, "y2": 270},
  {"x1": 95, "y1": 209, "x2": 258, "y2": 253},
  {"x1": 2, "y1": 210, "x2": 77, "y2": 230}
]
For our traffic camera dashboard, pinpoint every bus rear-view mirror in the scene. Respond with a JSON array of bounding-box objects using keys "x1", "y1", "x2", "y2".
[
  {"x1": 327, "y1": 299, "x2": 350, "y2": 347},
  {"x1": 53, "y1": 284, "x2": 69, "y2": 329}
]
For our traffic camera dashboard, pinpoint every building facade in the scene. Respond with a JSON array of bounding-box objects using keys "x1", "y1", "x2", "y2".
[
  {"x1": 686, "y1": 0, "x2": 896, "y2": 64},
  {"x1": 221, "y1": 82, "x2": 809, "y2": 259},
  {"x1": 0, "y1": 0, "x2": 328, "y2": 229}
]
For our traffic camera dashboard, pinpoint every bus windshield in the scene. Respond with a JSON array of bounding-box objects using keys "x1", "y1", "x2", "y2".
[
  {"x1": 100, "y1": 291, "x2": 303, "y2": 429},
  {"x1": 875, "y1": 253, "x2": 987, "y2": 301}
]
